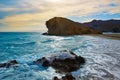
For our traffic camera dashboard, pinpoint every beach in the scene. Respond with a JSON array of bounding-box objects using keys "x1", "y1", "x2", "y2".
[
  {"x1": 87, "y1": 34, "x2": 120, "y2": 40},
  {"x1": 101, "y1": 34, "x2": 120, "y2": 40}
]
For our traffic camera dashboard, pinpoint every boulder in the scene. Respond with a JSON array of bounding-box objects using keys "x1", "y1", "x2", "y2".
[
  {"x1": 35, "y1": 57, "x2": 50, "y2": 67},
  {"x1": 0, "y1": 60, "x2": 18, "y2": 68},
  {"x1": 61, "y1": 74, "x2": 75, "y2": 80},
  {"x1": 34, "y1": 50, "x2": 85, "y2": 73},
  {"x1": 44, "y1": 17, "x2": 102, "y2": 36},
  {"x1": 53, "y1": 77, "x2": 59, "y2": 80},
  {"x1": 53, "y1": 74, "x2": 75, "y2": 80}
]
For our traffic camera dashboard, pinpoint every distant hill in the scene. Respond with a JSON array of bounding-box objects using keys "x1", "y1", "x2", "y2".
[{"x1": 83, "y1": 19, "x2": 120, "y2": 32}]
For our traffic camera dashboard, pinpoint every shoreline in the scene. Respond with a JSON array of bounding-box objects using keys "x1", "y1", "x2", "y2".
[{"x1": 87, "y1": 34, "x2": 120, "y2": 40}]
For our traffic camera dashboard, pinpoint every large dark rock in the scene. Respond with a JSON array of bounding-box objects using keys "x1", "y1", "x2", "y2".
[
  {"x1": 53, "y1": 77, "x2": 59, "y2": 80},
  {"x1": 61, "y1": 74, "x2": 75, "y2": 80},
  {"x1": 53, "y1": 74, "x2": 75, "y2": 80},
  {"x1": 35, "y1": 57, "x2": 50, "y2": 67},
  {"x1": 34, "y1": 50, "x2": 85, "y2": 80},
  {"x1": 44, "y1": 17, "x2": 102, "y2": 36},
  {"x1": 34, "y1": 50, "x2": 85, "y2": 73},
  {"x1": 51, "y1": 56, "x2": 85, "y2": 73},
  {"x1": 0, "y1": 60, "x2": 18, "y2": 68}
]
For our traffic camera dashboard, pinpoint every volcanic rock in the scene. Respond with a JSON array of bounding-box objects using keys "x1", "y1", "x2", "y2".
[
  {"x1": 53, "y1": 74, "x2": 75, "y2": 80},
  {"x1": 34, "y1": 50, "x2": 85, "y2": 73},
  {"x1": 0, "y1": 60, "x2": 18, "y2": 68},
  {"x1": 44, "y1": 17, "x2": 102, "y2": 36}
]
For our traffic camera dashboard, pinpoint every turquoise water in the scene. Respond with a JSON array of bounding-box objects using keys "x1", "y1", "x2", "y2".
[{"x1": 0, "y1": 32, "x2": 120, "y2": 80}]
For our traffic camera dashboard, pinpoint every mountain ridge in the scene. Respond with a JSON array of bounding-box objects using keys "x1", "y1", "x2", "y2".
[{"x1": 83, "y1": 19, "x2": 120, "y2": 32}]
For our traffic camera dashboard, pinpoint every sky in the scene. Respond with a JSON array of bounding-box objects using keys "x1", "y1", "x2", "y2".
[{"x1": 0, "y1": 0, "x2": 120, "y2": 32}]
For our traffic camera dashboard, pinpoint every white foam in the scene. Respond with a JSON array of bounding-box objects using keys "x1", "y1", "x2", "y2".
[{"x1": 45, "y1": 50, "x2": 76, "y2": 64}]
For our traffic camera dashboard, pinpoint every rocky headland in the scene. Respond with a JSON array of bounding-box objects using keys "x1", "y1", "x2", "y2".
[{"x1": 43, "y1": 17, "x2": 102, "y2": 36}]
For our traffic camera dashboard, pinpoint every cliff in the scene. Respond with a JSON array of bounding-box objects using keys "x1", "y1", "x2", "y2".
[{"x1": 44, "y1": 17, "x2": 102, "y2": 36}]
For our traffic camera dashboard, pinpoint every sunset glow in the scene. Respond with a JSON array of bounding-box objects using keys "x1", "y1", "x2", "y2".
[
  {"x1": 0, "y1": 0, "x2": 120, "y2": 32},
  {"x1": 46, "y1": 0, "x2": 61, "y2": 2}
]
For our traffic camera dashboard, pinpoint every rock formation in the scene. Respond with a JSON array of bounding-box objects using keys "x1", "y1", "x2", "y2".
[
  {"x1": 0, "y1": 60, "x2": 18, "y2": 68},
  {"x1": 0, "y1": 50, "x2": 85, "y2": 80},
  {"x1": 34, "y1": 50, "x2": 85, "y2": 73},
  {"x1": 34, "y1": 50, "x2": 85, "y2": 80},
  {"x1": 53, "y1": 74, "x2": 75, "y2": 80},
  {"x1": 43, "y1": 17, "x2": 102, "y2": 36}
]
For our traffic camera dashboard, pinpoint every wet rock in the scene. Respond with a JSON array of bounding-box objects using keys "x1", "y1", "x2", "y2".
[
  {"x1": 44, "y1": 17, "x2": 102, "y2": 36},
  {"x1": 51, "y1": 57, "x2": 84, "y2": 73},
  {"x1": 53, "y1": 74, "x2": 75, "y2": 80},
  {"x1": 53, "y1": 76, "x2": 60, "y2": 80},
  {"x1": 34, "y1": 50, "x2": 85, "y2": 73},
  {"x1": 61, "y1": 74, "x2": 75, "y2": 80},
  {"x1": 0, "y1": 60, "x2": 18, "y2": 68},
  {"x1": 42, "y1": 32, "x2": 48, "y2": 35},
  {"x1": 34, "y1": 57, "x2": 50, "y2": 67},
  {"x1": 0, "y1": 63, "x2": 6, "y2": 68}
]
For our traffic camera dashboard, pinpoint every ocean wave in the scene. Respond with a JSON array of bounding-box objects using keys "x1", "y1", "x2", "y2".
[
  {"x1": 0, "y1": 33, "x2": 120, "y2": 80},
  {"x1": 22, "y1": 42, "x2": 36, "y2": 45},
  {"x1": 41, "y1": 39, "x2": 54, "y2": 43},
  {"x1": 2, "y1": 42, "x2": 36, "y2": 47}
]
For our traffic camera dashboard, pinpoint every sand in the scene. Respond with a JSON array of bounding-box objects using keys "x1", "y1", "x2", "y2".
[
  {"x1": 84, "y1": 34, "x2": 120, "y2": 40},
  {"x1": 93, "y1": 34, "x2": 120, "y2": 40}
]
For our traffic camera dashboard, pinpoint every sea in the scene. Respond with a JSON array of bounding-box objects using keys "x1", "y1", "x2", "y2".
[{"x1": 0, "y1": 32, "x2": 120, "y2": 80}]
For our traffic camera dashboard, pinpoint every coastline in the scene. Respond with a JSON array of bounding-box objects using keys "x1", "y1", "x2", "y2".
[
  {"x1": 0, "y1": 32, "x2": 120, "y2": 80},
  {"x1": 87, "y1": 34, "x2": 120, "y2": 40}
]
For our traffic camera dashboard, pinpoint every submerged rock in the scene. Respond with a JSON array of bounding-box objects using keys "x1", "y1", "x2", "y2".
[
  {"x1": 44, "y1": 17, "x2": 102, "y2": 36},
  {"x1": 0, "y1": 60, "x2": 18, "y2": 68},
  {"x1": 34, "y1": 50, "x2": 85, "y2": 73}
]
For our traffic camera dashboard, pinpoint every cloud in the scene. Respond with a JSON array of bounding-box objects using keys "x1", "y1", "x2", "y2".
[{"x1": 0, "y1": 0, "x2": 120, "y2": 31}]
